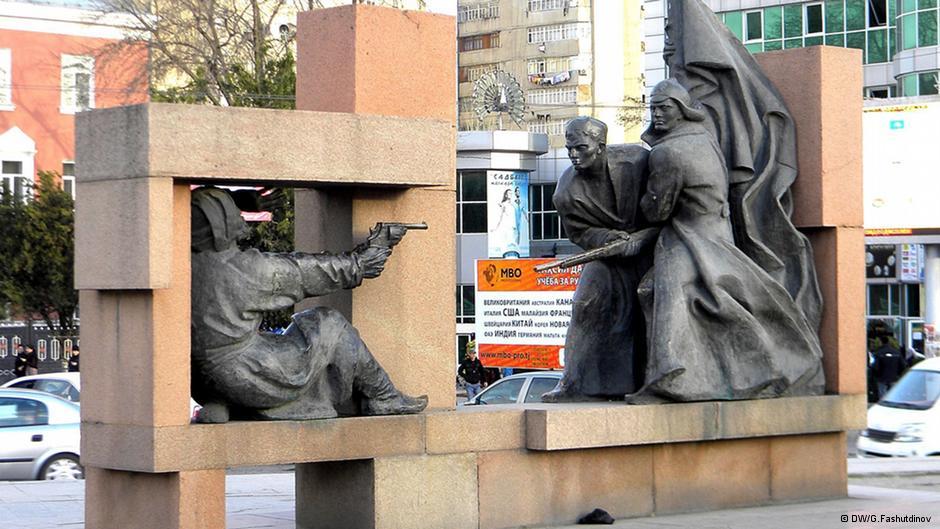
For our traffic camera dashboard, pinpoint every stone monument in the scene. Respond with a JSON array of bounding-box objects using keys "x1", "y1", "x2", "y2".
[{"x1": 73, "y1": 4, "x2": 865, "y2": 529}]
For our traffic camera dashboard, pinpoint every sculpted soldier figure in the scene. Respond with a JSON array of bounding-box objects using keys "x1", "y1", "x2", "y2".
[
  {"x1": 629, "y1": 79, "x2": 824, "y2": 402},
  {"x1": 541, "y1": 117, "x2": 659, "y2": 402},
  {"x1": 190, "y1": 187, "x2": 427, "y2": 422}
]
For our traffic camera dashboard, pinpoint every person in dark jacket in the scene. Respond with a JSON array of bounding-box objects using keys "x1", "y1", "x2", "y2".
[
  {"x1": 67, "y1": 346, "x2": 80, "y2": 372},
  {"x1": 458, "y1": 349, "x2": 486, "y2": 399},
  {"x1": 16, "y1": 344, "x2": 38, "y2": 376},
  {"x1": 872, "y1": 336, "x2": 904, "y2": 399},
  {"x1": 13, "y1": 344, "x2": 26, "y2": 377}
]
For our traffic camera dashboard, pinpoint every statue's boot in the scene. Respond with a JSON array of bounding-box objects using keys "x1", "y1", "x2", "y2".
[
  {"x1": 355, "y1": 355, "x2": 428, "y2": 415},
  {"x1": 197, "y1": 401, "x2": 230, "y2": 423},
  {"x1": 362, "y1": 392, "x2": 429, "y2": 416}
]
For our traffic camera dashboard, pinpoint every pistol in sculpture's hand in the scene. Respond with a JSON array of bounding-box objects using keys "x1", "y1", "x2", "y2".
[
  {"x1": 357, "y1": 245, "x2": 393, "y2": 279},
  {"x1": 366, "y1": 222, "x2": 428, "y2": 249}
]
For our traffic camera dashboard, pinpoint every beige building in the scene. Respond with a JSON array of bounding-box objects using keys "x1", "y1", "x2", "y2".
[{"x1": 457, "y1": 0, "x2": 646, "y2": 146}]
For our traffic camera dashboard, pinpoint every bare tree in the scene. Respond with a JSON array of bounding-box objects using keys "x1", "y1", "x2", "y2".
[
  {"x1": 100, "y1": 0, "x2": 429, "y2": 106},
  {"x1": 99, "y1": 0, "x2": 295, "y2": 106}
]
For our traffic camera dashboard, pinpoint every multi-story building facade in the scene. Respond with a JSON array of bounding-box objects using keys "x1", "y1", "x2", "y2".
[
  {"x1": 0, "y1": 0, "x2": 148, "y2": 201},
  {"x1": 458, "y1": 0, "x2": 646, "y2": 146},
  {"x1": 644, "y1": 0, "x2": 938, "y2": 97}
]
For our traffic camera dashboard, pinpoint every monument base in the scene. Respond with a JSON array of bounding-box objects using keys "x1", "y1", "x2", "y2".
[{"x1": 82, "y1": 395, "x2": 864, "y2": 529}]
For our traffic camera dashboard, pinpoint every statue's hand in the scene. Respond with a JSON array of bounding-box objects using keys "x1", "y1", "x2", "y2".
[
  {"x1": 357, "y1": 245, "x2": 393, "y2": 278},
  {"x1": 380, "y1": 224, "x2": 408, "y2": 248},
  {"x1": 604, "y1": 230, "x2": 632, "y2": 244}
]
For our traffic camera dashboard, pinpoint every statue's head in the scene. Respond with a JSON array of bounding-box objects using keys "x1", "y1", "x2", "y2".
[
  {"x1": 191, "y1": 187, "x2": 249, "y2": 252},
  {"x1": 649, "y1": 79, "x2": 706, "y2": 133},
  {"x1": 565, "y1": 116, "x2": 607, "y2": 173}
]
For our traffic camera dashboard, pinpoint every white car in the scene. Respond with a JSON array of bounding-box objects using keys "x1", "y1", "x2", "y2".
[
  {"x1": 0, "y1": 388, "x2": 83, "y2": 480},
  {"x1": 462, "y1": 372, "x2": 563, "y2": 405},
  {"x1": 2, "y1": 372, "x2": 202, "y2": 420},
  {"x1": 2, "y1": 372, "x2": 81, "y2": 403},
  {"x1": 858, "y1": 357, "x2": 940, "y2": 457}
]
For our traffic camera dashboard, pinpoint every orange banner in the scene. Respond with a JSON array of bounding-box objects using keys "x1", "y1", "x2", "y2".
[
  {"x1": 475, "y1": 258, "x2": 579, "y2": 370},
  {"x1": 478, "y1": 343, "x2": 563, "y2": 370},
  {"x1": 477, "y1": 258, "x2": 580, "y2": 292}
]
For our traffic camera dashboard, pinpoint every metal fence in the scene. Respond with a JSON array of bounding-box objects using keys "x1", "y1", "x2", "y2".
[{"x1": 0, "y1": 321, "x2": 78, "y2": 384}]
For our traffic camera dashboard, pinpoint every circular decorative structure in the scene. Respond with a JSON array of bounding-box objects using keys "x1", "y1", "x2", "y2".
[{"x1": 471, "y1": 69, "x2": 526, "y2": 129}]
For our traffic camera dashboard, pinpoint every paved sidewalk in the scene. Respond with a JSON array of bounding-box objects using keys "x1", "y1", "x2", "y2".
[
  {"x1": 4, "y1": 461, "x2": 940, "y2": 529},
  {"x1": 849, "y1": 456, "x2": 940, "y2": 477}
]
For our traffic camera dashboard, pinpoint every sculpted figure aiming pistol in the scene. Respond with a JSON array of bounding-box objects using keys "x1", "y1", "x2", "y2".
[{"x1": 190, "y1": 187, "x2": 427, "y2": 423}]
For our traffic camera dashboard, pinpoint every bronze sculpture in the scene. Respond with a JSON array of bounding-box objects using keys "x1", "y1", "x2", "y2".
[
  {"x1": 544, "y1": 0, "x2": 826, "y2": 403},
  {"x1": 541, "y1": 117, "x2": 659, "y2": 402},
  {"x1": 190, "y1": 187, "x2": 427, "y2": 422},
  {"x1": 628, "y1": 79, "x2": 824, "y2": 402}
]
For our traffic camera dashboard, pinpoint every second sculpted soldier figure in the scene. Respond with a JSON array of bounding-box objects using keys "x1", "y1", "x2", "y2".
[{"x1": 541, "y1": 117, "x2": 659, "y2": 402}]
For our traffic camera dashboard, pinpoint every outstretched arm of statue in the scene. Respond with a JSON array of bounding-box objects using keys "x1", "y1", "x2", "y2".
[{"x1": 355, "y1": 245, "x2": 393, "y2": 279}]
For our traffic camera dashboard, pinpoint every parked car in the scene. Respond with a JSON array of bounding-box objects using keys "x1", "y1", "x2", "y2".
[
  {"x1": 1, "y1": 373, "x2": 202, "y2": 420},
  {"x1": 857, "y1": 357, "x2": 940, "y2": 457},
  {"x1": 462, "y1": 371, "x2": 562, "y2": 406},
  {"x1": 0, "y1": 388, "x2": 83, "y2": 480},
  {"x1": 2, "y1": 372, "x2": 81, "y2": 403}
]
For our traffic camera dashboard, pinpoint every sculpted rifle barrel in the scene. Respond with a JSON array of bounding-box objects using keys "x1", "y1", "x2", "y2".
[{"x1": 534, "y1": 238, "x2": 630, "y2": 272}]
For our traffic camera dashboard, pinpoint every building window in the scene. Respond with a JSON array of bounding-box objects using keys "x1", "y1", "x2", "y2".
[
  {"x1": 527, "y1": 119, "x2": 566, "y2": 135},
  {"x1": 1, "y1": 160, "x2": 30, "y2": 202},
  {"x1": 528, "y1": 0, "x2": 578, "y2": 12},
  {"x1": 457, "y1": 285, "x2": 475, "y2": 324},
  {"x1": 458, "y1": 97, "x2": 474, "y2": 114},
  {"x1": 0, "y1": 49, "x2": 12, "y2": 110},
  {"x1": 459, "y1": 63, "x2": 499, "y2": 83},
  {"x1": 527, "y1": 56, "x2": 575, "y2": 75},
  {"x1": 458, "y1": 1, "x2": 500, "y2": 23},
  {"x1": 62, "y1": 161, "x2": 75, "y2": 198},
  {"x1": 527, "y1": 22, "x2": 589, "y2": 44},
  {"x1": 899, "y1": 70, "x2": 939, "y2": 96},
  {"x1": 868, "y1": 0, "x2": 888, "y2": 26},
  {"x1": 527, "y1": 86, "x2": 577, "y2": 105},
  {"x1": 805, "y1": 3, "x2": 824, "y2": 34},
  {"x1": 459, "y1": 32, "x2": 500, "y2": 52},
  {"x1": 865, "y1": 85, "x2": 897, "y2": 97},
  {"x1": 530, "y1": 183, "x2": 565, "y2": 240},
  {"x1": 457, "y1": 171, "x2": 487, "y2": 233},
  {"x1": 61, "y1": 54, "x2": 94, "y2": 114},
  {"x1": 746, "y1": 11, "x2": 764, "y2": 41}
]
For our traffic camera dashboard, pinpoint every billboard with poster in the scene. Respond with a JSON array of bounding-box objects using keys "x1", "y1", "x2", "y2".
[
  {"x1": 487, "y1": 171, "x2": 530, "y2": 258},
  {"x1": 864, "y1": 101, "x2": 940, "y2": 230},
  {"x1": 474, "y1": 259, "x2": 580, "y2": 369}
]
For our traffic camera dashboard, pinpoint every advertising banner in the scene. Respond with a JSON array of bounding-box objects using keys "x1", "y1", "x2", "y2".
[
  {"x1": 487, "y1": 171, "x2": 530, "y2": 258},
  {"x1": 474, "y1": 258, "x2": 580, "y2": 369},
  {"x1": 899, "y1": 243, "x2": 925, "y2": 283},
  {"x1": 864, "y1": 102, "x2": 940, "y2": 230}
]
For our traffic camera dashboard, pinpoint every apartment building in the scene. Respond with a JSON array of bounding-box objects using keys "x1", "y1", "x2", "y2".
[
  {"x1": 457, "y1": 0, "x2": 646, "y2": 146},
  {"x1": 0, "y1": 0, "x2": 148, "y2": 200}
]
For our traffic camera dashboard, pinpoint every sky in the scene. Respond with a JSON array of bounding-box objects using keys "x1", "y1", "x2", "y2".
[{"x1": 425, "y1": 0, "x2": 457, "y2": 16}]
